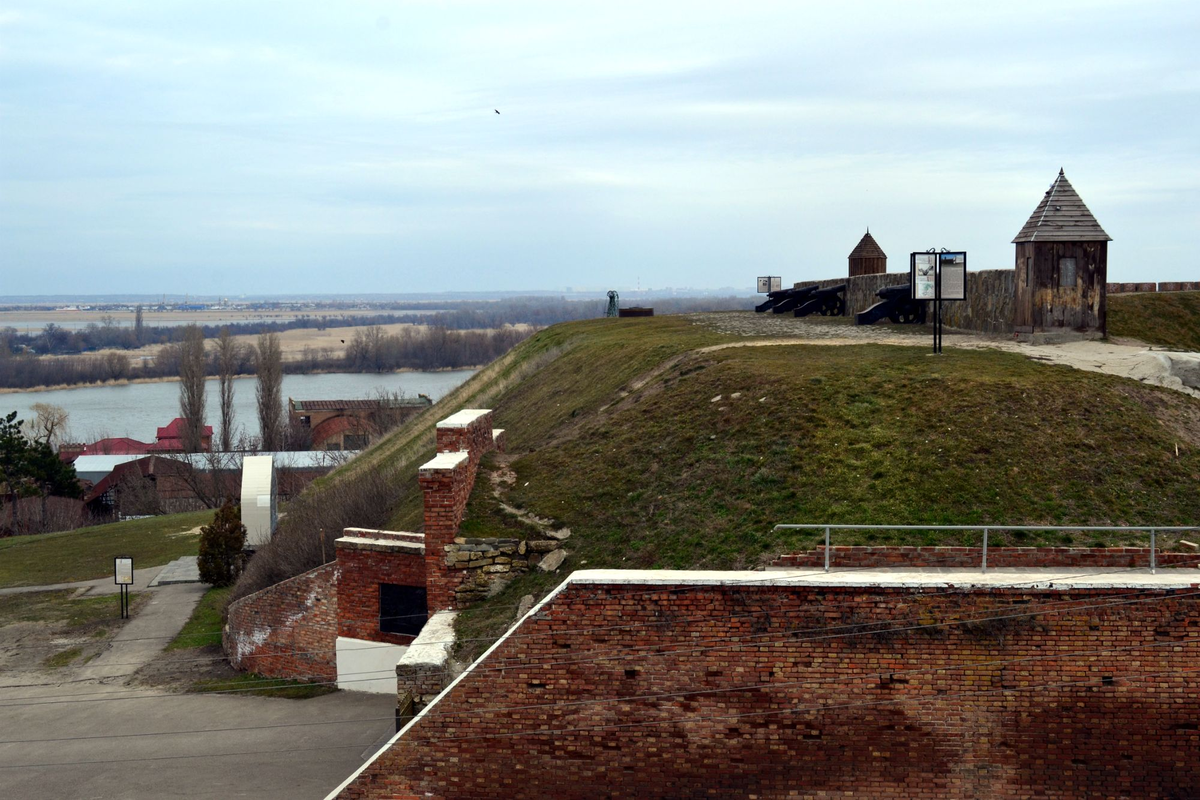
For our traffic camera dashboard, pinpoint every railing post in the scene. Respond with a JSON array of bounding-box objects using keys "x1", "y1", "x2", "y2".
[
  {"x1": 1151, "y1": 529, "x2": 1157, "y2": 574},
  {"x1": 982, "y1": 528, "x2": 988, "y2": 574},
  {"x1": 824, "y1": 526, "x2": 831, "y2": 573}
]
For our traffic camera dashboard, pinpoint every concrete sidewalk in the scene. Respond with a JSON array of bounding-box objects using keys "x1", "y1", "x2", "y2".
[
  {"x1": 79, "y1": 582, "x2": 208, "y2": 680},
  {"x1": 0, "y1": 560, "x2": 175, "y2": 598}
]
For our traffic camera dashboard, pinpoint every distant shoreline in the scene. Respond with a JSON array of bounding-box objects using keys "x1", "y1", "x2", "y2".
[{"x1": 0, "y1": 365, "x2": 480, "y2": 396}]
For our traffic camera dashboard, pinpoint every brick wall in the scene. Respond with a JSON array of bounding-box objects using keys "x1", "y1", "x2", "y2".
[
  {"x1": 771, "y1": 546, "x2": 1198, "y2": 570},
  {"x1": 224, "y1": 562, "x2": 338, "y2": 682},
  {"x1": 336, "y1": 535, "x2": 426, "y2": 645},
  {"x1": 1109, "y1": 282, "x2": 1200, "y2": 294},
  {"x1": 336, "y1": 578, "x2": 1200, "y2": 799},
  {"x1": 420, "y1": 410, "x2": 504, "y2": 611}
]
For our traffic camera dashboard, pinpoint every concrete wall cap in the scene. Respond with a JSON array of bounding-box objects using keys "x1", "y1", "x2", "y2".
[
  {"x1": 419, "y1": 451, "x2": 469, "y2": 472},
  {"x1": 335, "y1": 536, "x2": 425, "y2": 555},
  {"x1": 436, "y1": 409, "x2": 492, "y2": 429},
  {"x1": 565, "y1": 567, "x2": 1200, "y2": 590},
  {"x1": 396, "y1": 610, "x2": 458, "y2": 669},
  {"x1": 342, "y1": 527, "x2": 424, "y2": 543}
]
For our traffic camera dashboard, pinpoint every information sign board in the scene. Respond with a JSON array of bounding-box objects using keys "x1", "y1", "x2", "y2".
[
  {"x1": 912, "y1": 254, "x2": 936, "y2": 300},
  {"x1": 757, "y1": 276, "x2": 782, "y2": 293},
  {"x1": 939, "y1": 252, "x2": 967, "y2": 301},
  {"x1": 114, "y1": 556, "x2": 134, "y2": 586}
]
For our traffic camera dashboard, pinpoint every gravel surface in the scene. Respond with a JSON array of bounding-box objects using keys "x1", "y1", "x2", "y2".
[{"x1": 688, "y1": 311, "x2": 932, "y2": 341}]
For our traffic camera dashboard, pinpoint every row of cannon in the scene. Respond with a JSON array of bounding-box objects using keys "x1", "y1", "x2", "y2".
[{"x1": 754, "y1": 282, "x2": 927, "y2": 326}]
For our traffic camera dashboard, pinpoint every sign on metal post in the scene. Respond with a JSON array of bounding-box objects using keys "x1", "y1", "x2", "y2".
[
  {"x1": 757, "y1": 276, "x2": 782, "y2": 294},
  {"x1": 911, "y1": 254, "x2": 936, "y2": 301},
  {"x1": 114, "y1": 556, "x2": 133, "y2": 619},
  {"x1": 910, "y1": 250, "x2": 967, "y2": 354},
  {"x1": 939, "y1": 252, "x2": 967, "y2": 301}
]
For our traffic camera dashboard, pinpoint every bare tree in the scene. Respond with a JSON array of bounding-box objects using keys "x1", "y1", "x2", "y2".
[
  {"x1": 28, "y1": 403, "x2": 69, "y2": 449},
  {"x1": 178, "y1": 325, "x2": 207, "y2": 453},
  {"x1": 216, "y1": 328, "x2": 237, "y2": 452},
  {"x1": 255, "y1": 332, "x2": 284, "y2": 451},
  {"x1": 134, "y1": 304, "x2": 145, "y2": 345}
]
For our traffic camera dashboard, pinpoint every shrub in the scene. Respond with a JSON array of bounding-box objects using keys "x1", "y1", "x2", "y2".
[
  {"x1": 231, "y1": 464, "x2": 402, "y2": 603},
  {"x1": 198, "y1": 501, "x2": 247, "y2": 587}
]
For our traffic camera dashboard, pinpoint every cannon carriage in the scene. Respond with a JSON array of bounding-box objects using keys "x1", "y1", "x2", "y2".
[
  {"x1": 855, "y1": 283, "x2": 927, "y2": 326},
  {"x1": 794, "y1": 284, "x2": 845, "y2": 317}
]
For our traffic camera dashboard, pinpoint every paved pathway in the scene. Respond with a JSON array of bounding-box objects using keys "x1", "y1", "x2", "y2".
[
  {"x1": 149, "y1": 556, "x2": 202, "y2": 587},
  {"x1": 0, "y1": 560, "x2": 397, "y2": 799},
  {"x1": 0, "y1": 563, "x2": 167, "y2": 598}
]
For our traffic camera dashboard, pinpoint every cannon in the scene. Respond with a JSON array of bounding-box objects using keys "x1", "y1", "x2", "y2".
[
  {"x1": 756, "y1": 284, "x2": 819, "y2": 314},
  {"x1": 794, "y1": 284, "x2": 846, "y2": 317},
  {"x1": 855, "y1": 283, "x2": 927, "y2": 325}
]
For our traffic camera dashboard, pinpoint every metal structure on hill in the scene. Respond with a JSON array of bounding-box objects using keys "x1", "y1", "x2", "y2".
[{"x1": 605, "y1": 291, "x2": 619, "y2": 317}]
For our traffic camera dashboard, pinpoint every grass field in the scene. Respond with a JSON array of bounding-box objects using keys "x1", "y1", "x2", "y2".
[
  {"x1": 1109, "y1": 291, "x2": 1200, "y2": 351},
  {"x1": 0, "y1": 510, "x2": 212, "y2": 588},
  {"x1": 191, "y1": 672, "x2": 337, "y2": 699}
]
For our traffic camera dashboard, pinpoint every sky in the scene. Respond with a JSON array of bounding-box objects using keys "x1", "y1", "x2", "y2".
[{"x1": 1, "y1": 1, "x2": 1198, "y2": 296}]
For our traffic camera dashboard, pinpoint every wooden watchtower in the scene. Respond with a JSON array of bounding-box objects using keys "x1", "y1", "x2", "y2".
[
  {"x1": 1012, "y1": 169, "x2": 1111, "y2": 336},
  {"x1": 848, "y1": 230, "x2": 886, "y2": 277}
]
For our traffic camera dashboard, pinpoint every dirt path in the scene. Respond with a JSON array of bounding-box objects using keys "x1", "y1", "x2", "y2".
[{"x1": 690, "y1": 313, "x2": 1200, "y2": 399}]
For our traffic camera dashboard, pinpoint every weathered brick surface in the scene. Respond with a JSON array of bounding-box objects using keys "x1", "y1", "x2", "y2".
[
  {"x1": 338, "y1": 581, "x2": 1200, "y2": 799},
  {"x1": 336, "y1": 538, "x2": 426, "y2": 645},
  {"x1": 421, "y1": 410, "x2": 500, "y2": 611},
  {"x1": 223, "y1": 562, "x2": 338, "y2": 682},
  {"x1": 772, "y1": 546, "x2": 1196, "y2": 570}
]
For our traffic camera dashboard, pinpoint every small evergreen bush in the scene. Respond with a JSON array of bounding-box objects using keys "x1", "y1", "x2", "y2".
[{"x1": 198, "y1": 501, "x2": 247, "y2": 587}]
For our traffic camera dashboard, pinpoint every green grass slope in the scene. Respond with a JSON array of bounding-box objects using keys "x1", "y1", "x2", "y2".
[
  {"x1": 0, "y1": 510, "x2": 211, "y2": 588},
  {"x1": 366, "y1": 314, "x2": 1200, "y2": 551},
  {"x1": 1109, "y1": 291, "x2": 1200, "y2": 351},
  {"x1": 236, "y1": 314, "x2": 1200, "y2": 643}
]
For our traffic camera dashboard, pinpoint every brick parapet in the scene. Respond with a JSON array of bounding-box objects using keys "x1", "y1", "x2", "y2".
[
  {"x1": 1108, "y1": 281, "x2": 1200, "y2": 293},
  {"x1": 223, "y1": 562, "x2": 338, "y2": 683},
  {"x1": 335, "y1": 579, "x2": 1200, "y2": 799},
  {"x1": 420, "y1": 410, "x2": 502, "y2": 611},
  {"x1": 396, "y1": 610, "x2": 458, "y2": 715},
  {"x1": 771, "y1": 546, "x2": 1198, "y2": 570},
  {"x1": 336, "y1": 537, "x2": 426, "y2": 645}
]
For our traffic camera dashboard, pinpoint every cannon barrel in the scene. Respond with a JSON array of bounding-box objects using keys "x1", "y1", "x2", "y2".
[
  {"x1": 876, "y1": 283, "x2": 912, "y2": 300},
  {"x1": 794, "y1": 284, "x2": 846, "y2": 318},
  {"x1": 769, "y1": 284, "x2": 819, "y2": 314}
]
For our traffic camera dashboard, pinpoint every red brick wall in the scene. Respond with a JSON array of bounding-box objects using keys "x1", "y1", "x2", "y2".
[
  {"x1": 1108, "y1": 281, "x2": 1200, "y2": 294},
  {"x1": 420, "y1": 458, "x2": 471, "y2": 612},
  {"x1": 771, "y1": 546, "x2": 1197, "y2": 570},
  {"x1": 337, "y1": 581, "x2": 1200, "y2": 799},
  {"x1": 421, "y1": 411, "x2": 500, "y2": 612},
  {"x1": 336, "y1": 540, "x2": 426, "y2": 645},
  {"x1": 223, "y1": 562, "x2": 337, "y2": 682}
]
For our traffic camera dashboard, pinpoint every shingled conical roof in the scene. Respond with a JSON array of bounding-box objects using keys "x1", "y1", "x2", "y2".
[
  {"x1": 849, "y1": 230, "x2": 886, "y2": 259},
  {"x1": 1012, "y1": 169, "x2": 1111, "y2": 243}
]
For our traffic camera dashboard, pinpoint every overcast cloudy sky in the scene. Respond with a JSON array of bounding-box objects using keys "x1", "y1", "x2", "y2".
[{"x1": 1, "y1": 1, "x2": 1197, "y2": 296}]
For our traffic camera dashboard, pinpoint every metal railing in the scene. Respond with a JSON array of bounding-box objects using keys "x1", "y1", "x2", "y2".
[{"x1": 770, "y1": 524, "x2": 1200, "y2": 575}]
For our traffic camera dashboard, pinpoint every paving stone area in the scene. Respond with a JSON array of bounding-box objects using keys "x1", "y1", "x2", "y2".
[{"x1": 148, "y1": 555, "x2": 203, "y2": 586}]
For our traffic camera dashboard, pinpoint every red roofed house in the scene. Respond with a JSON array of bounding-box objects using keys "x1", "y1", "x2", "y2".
[{"x1": 59, "y1": 417, "x2": 212, "y2": 462}]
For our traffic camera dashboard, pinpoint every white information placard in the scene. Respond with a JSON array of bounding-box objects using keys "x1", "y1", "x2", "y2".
[
  {"x1": 939, "y1": 252, "x2": 966, "y2": 301},
  {"x1": 114, "y1": 557, "x2": 134, "y2": 586},
  {"x1": 757, "y1": 276, "x2": 782, "y2": 293},
  {"x1": 912, "y1": 254, "x2": 936, "y2": 300}
]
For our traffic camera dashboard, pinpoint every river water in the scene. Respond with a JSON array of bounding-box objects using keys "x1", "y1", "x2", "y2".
[{"x1": 0, "y1": 371, "x2": 475, "y2": 443}]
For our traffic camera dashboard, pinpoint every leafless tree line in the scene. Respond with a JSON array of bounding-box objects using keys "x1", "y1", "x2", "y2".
[{"x1": 0, "y1": 325, "x2": 534, "y2": 390}]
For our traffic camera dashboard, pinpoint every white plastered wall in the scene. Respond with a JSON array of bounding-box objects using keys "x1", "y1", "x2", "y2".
[
  {"x1": 240, "y1": 455, "x2": 277, "y2": 548},
  {"x1": 336, "y1": 637, "x2": 407, "y2": 694}
]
